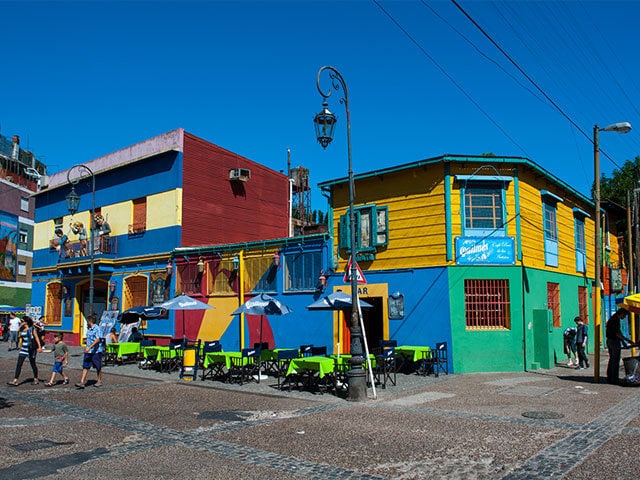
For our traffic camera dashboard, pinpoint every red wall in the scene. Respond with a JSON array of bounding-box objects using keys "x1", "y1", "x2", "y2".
[{"x1": 181, "y1": 133, "x2": 289, "y2": 246}]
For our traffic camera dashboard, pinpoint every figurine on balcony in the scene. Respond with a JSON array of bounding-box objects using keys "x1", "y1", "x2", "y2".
[
  {"x1": 93, "y1": 214, "x2": 111, "y2": 253},
  {"x1": 55, "y1": 228, "x2": 71, "y2": 258},
  {"x1": 71, "y1": 222, "x2": 88, "y2": 256}
]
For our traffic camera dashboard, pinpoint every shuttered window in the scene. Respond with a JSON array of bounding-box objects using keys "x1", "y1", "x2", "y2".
[
  {"x1": 45, "y1": 282, "x2": 63, "y2": 326},
  {"x1": 124, "y1": 275, "x2": 148, "y2": 309},
  {"x1": 547, "y1": 282, "x2": 561, "y2": 327}
]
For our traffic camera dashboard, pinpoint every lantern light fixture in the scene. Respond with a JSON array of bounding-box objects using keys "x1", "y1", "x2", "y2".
[
  {"x1": 232, "y1": 254, "x2": 240, "y2": 271},
  {"x1": 197, "y1": 256, "x2": 205, "y2": 273},
  {"x1": 166, "y1": 260, "x2": 173, "y2": 276},
  {"x1": 272, "y1": 250, "x2": 280, "y2": 268}
]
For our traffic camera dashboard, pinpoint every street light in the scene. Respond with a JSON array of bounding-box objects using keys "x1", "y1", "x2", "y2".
[
  {"x1": 593, "y1": 121, "x2": 631, "y2": 382},
  {"x1": 314, "y1": 66, "x2": 367, "y2": 402},
  {"x1": 66, "y1": 164, "x2": 96, "y2": 315}
]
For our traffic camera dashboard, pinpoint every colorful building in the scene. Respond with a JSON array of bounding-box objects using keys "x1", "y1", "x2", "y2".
[
  {"x1": 31, "y1": 129, "x2": 290, "y2": 345},
  {"x1": 318, "y1": 154, "x2": 627, "y2": 373}
]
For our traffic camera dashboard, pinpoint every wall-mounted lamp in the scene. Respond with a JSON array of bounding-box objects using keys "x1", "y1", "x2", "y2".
[
  {"x1": 109, "y1": 281, "x2": 117, "y2": 293},
  {"x1": 197, "y1": 256, "x2": 205, "y2": 273},
  {"x1": 166, "y1": 260, "x2": 173, "y2": 276},
  {"x1": 272, "y1": 250, "x2": 280, "y2": 268},
  {"x1": 388, "y1": 291, "x2": 405, "y2": 319},
  {"x1": 316, "y1": 270, "x2": 328, "y2": 292},
  {"x1": 232, "y1": 254, "x2": 240, "y2": 271}
]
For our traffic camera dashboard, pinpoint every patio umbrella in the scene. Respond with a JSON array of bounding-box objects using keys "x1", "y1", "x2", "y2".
[
  {"x1": 160, "y1": 294, "x2": 214, "y2": 340},
  {"x1": 618, "y1": 293, "x2": 640, "y2": 314},
  {"x1": 306, "y1": 291, "x2": 373, "y2": 310},
  {"x1": 0, "y1": 304, "x2": 26, "y2": 314},
  {"x1": 120, "y1": 306, "x2": 168, "y2": 324},
  {"x1": 231, "y1": 293, "x2": 292, "y2": 345}
]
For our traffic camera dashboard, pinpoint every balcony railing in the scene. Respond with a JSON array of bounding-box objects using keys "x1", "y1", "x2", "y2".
[{"x1": 50, "y1": 235, "x2": 115, "y2": 259}]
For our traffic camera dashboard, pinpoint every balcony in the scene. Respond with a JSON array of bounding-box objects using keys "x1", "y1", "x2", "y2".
[
  {"x1": 50, "y1": 236, "x2": 115, "y2": 260},
  {"x1": 128, "y1": 222, "x2": 146, "y2": 235}
]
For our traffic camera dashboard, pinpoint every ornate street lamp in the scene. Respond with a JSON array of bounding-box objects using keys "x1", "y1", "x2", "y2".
[
  {"x1": 593, "y1": 121, "x2": 631, "y2": 382},
  {"x1": 314, "y1": 66, "x2": 366, "y2": 402},
  {"x1": 66, "y1": 164, "x2": 96, "y2": 315}
]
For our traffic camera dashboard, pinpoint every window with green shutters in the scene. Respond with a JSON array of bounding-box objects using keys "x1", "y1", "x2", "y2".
[{"x1": 338, "y1": 204, "x2": 388, "y2": 257}]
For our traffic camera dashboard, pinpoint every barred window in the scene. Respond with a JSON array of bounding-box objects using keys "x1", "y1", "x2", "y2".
[
  {"x1": 285, "y1": 250, "x2": 322, "y2": 292},
  {"x1": 578, "y1": 286, "x2": 589, "y2": 324},
  {"x1": 547, "y1": 282, "x2": 561, "y2": 327},
  {"x1": 464, "y1": 279, "x2": 510, "y2": 329},
  {"x1": 179, "y1": 262, "x2": 201, "y2": 295},
  {"x1": 464, "y1": 186, "x2": 503, "y2": 231},
  {"x1": 208, "y1": 258, "x2": 236, "y2": 295},
  {"x1": 124, "y1": 275, "x2": 148, "y2": 309},
  {"x1": 246, "y1": 256, "x2": 278, "y2": 293},
  {"x1": 45, "y1": 282, "x2": 63, "y2": 326}
]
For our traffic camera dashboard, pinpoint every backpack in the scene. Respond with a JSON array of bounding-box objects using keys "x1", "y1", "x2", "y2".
[{"x1": 563, "y1": 327, "x2": 576, "y2": 340}]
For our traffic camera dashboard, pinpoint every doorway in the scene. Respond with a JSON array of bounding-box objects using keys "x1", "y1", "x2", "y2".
[{"x1": 361, "y1": 296, "x2": 383, "y2": 352}]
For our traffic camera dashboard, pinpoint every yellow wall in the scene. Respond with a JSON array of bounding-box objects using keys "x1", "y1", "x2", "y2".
[{"x1": 34, "y1": 189, "x2": 183, "y2": 250}]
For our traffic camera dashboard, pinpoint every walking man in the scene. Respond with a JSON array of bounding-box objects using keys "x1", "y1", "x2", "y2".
[
  {"x1": 606, "y1": 308, "x2": 631, "y2": 385},
  {"x1": 75, "y1": 314, "x2": 103, "y2": 388},
  {"x1": 574, "y1": 316, "x2": 589, "y2": 369},
  {"x1": 8, "y1": 313, "x2": 20, "y2": 351}
]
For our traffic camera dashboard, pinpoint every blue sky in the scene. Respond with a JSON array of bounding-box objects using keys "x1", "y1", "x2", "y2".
[{"x1": 3, "y1": 1, "x2": 639, "y2": 210}]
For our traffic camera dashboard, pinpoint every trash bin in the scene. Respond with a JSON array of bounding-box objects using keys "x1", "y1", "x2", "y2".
[
  {"x1": 180, "y1": 341, "x2": 200, "y2": 381},
  {"x1": 622, "y1": 356, "x2": 640, "y2": 384}
]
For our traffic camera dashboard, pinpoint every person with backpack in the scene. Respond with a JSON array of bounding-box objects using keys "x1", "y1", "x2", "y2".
[
  {"x1": 563, "y1": 326, "x2": 578, "y2": 367},
  {"x1": 574, "y1": 316, "x2": 589, "y2": 369},
  {"x1": 6, "y1": 316, "x2": 42, "y2": 386}
]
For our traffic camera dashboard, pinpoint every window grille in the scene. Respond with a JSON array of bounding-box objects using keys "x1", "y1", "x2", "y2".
[
  {"x1": 124, "y1": 275, "x2": 148, "y2": 309},
  {"x1": 578, "y1": 286, "x2": 589, "y2": 324},
  {"x1": 45, "y1": 282, "x2": 63, "y2": 326},
  {"x1": 178, "y1": 262, "x2": 201, "y2": 295},
  {"x1": 464, "y1": 187, "x2": 503, "y2": 231},
  {"x1": 285, "y1": 250, "x2": 322, "y2": 292},
  {"x1": 246, "y1": 256, "x2": 278, "y2": 293},
  {"x1": 464, "y1": 279, "x2": 510, "y2": 329},
  {"x1": 208, "y1": 258, "x2": 236, "y2": 295},
  {"x1": 547, "y1": 282, "x2": 561, "y2": 327}
]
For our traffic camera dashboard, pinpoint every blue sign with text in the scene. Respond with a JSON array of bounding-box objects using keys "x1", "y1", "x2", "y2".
[{"x1": 455, "y1": 237, "x2": 515, "y2": 265}]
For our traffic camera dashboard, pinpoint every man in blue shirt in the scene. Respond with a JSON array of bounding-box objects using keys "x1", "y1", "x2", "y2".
[
  {"x1": 75, "y1": 314, "x2": 104, "y2": 388},
  {"x1": 574, "y1": 316, "x2": 589, "y2": 369}
]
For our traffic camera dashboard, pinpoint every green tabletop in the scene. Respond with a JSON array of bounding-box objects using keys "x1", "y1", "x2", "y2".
[
  {"x1": 143, "y1": 346, "x2": 170, "y2": 362},
  {"x1": 287, "y1": 356, "x2": 336, "y2": 379},
  {"x1": 395, "y1": 346, "x2": 431, "y2": 362},
  {"x1": 329, "y1": 353, "x2": 376, "y2": 369},
  {"x1": 260, "y1": 348, "x2": 294, "y2": 362},
  {"x1": 203, "y1": 351, "x2": 244, "y2": 369},
  {"x1": 108, "y1": 342, "x2": 141, "y2": 359}
]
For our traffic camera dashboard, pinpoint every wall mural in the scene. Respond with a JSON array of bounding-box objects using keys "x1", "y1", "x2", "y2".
[{"x1": 0, "y1": 211, "x2": 18, "y2": 281}]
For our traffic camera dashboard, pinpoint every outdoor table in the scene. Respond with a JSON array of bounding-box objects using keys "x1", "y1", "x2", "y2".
[
  {"x1": 203, "y1": 351, "x2": 243, "y2": 370},
  {"x1": 143, "y1": 345, "x2": 170, "y2": 363},
  {"x1": 106, "y1": 342, "x2": 141, "y2": 364},
  {"x1": 395, "y1": 346, "x2": 431, "y2": 374},
  {"x1": 286, "y1": 355, "x2": 337, "y2": 392}
]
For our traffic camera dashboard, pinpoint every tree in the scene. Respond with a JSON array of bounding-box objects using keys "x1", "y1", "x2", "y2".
[{"x1": 600, "y1": 156, "x2": 640, "y2": 206}]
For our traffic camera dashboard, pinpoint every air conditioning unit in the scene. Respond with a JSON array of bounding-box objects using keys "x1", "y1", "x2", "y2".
[{"x1": 229, "y1": 168, "x2": 251, "y2": 182}]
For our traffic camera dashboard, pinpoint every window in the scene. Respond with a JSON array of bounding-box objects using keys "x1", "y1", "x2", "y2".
[
  {"x1": 578, "y1": 286, "x2": 589, "y2": 324},
  {"x1": 45, "y1": 282, "x2": 63, "y2": 326},
  {"x1": 19, "y1": 229, "x2": 28, "y2": 245},
  {"x1": 464, "y1": 279, "x2": 510, "y2": 329},
  {"x1": 208, "y1": 258, "x2": 236, "y2": 295},
  {"x1": 129, "y1": 197, "x2": 147, "y2": 234},
  {"x1": 20, "y1": 196, "x2": 29, "y2": 212},
  {"x1": 285, "y1": 250, "x2": 322, "y2": 292},
  {"x1": 178, "y1": 262, "x2": 201, "y2": 295},
  {"x1": 547, "y1": 282, "x2": 561, "y2": 327},
  {"x1": 338, "y1": 204, "x2": 388, "y2": 256},
  {"x1": 246, "y1": 256, "x2": 278, "y2": 293},
  {"x1": 457, "y1": 176, "x2": 511, "y2": 238},
  {"x1": 124, "y1": 275, "x2": 148, "y2": 309},
  {"x1": 574, "y1": 212, "x2": 587, "y2": 273},
  {"x1": 542, "y1": 191, "x2": 562, "y2": 267},
  {"x1": 18, "y1": 261, "x2": 26, "y2": 276}
]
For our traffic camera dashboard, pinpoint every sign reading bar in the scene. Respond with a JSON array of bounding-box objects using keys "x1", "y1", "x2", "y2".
[{"x1": 455, "y1": 237, "x2": 515, "y2": 265}]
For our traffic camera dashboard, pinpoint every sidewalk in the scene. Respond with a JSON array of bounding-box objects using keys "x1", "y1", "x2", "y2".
[{"x1": 1, "y1": 341, "x2": 639, "y2": 479}]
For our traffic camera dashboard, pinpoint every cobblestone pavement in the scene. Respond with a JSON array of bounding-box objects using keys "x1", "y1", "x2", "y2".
[{"x1": 0, "y1": 344, "x2": 639, "y2": 479}]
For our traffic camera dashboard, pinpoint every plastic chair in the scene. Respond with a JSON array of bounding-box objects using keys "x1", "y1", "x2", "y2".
[{"x1": 311, "y1": 346, "x2": 327, "y2": 356}]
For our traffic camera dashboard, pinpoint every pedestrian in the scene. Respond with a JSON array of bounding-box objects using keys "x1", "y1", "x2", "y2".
[
  {"x1": 563, "y1": 325, "x2": 578, "y2": 367},
  {"x1": 8, "y1": 312, "x2": 21, "y2": 351},
  {"x1": 43, "y1": 332, "x2": 69, "y2": 387},
  {"x1": 605, "y1": 308, "x2": 631, "y2": 385},
  {"x1": 35, "y1": 316, "x2": 47, "y2": 346},
  {"x1": 6, "y1": 316, "x2": 42, "y2": 386},
  {"x1": 574, "y1": 316, "x2": 589, "y2": 369},
  {"x1": 75, "y1": 314, "x2": 103, "y2": 389}
]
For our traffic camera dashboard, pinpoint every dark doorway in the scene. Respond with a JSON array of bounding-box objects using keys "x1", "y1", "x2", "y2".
[{"x1": 361, "y1": 296, "x2": 383, "y2": 352}]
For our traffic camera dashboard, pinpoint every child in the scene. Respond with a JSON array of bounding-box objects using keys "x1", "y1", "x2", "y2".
[{"x1": 43, "y1": 332, "x2": 69, "y2": 386}]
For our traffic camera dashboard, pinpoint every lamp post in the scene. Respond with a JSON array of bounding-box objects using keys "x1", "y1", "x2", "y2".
[
  {"x1": 593, "y1": 122, "x2": 631, "y2": 382},
  {"x1": 66, "y1": 164, "x2": 96, "y2": 315},
  {"x1": 314, "y1": 66, "x2": 366, "y2": 402}
]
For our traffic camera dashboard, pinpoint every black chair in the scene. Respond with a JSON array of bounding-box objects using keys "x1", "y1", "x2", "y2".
[
  {"x1": 433, "y1": 342, "x2": 448, "y2": 376},
  {"x1": 310, "y1": 346, "x2": 327, "y2": 356},
  {"x1": 200, "y1": 340, "x2": 224, "y2": 380},
  {"x1": 229, "y1": 347, "x2": 261, "y2": 384},
  {"x1": 374, "y1": 347, "x2": 397, "y2": 388},
  {"x1": 299, "y1": 344, "x2": 313, "y2": 357},
  {"x1": 160, "y1": 340, "x2": 184, "y2": 373},
  {"x1": 253, "y1": 342, "x2": 269, "y2": 350},
  {"x1": 273, "y1": 349, "x2": 299, "y2": 389},
  {"x1": 138, "y1": 339, "x2": 156, "y2": 361}
]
